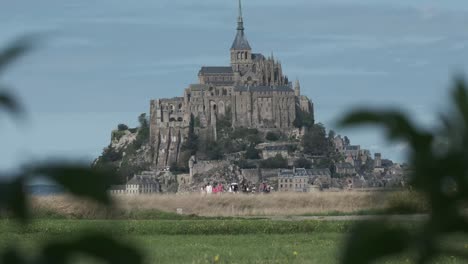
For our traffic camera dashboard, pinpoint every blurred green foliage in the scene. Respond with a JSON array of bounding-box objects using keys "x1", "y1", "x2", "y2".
[
  {"x1": 339, "y1": 79, "x2": 468, "y2": 264},
  {"x1": 0, "y1": 38, "x2": 143, "y2": 263}
]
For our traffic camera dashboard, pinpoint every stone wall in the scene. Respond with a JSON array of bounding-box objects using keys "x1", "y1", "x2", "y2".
[{"x1": 191, "y1": 160, "x2": 230, "y2": 176}]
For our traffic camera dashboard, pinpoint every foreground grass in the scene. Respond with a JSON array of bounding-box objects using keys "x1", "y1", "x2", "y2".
[
  {"x1": 0, "y1": 220, "x2": 466, "y2": 263},
  {"x1": 28, "y1": 191, "x2": 429, "y2": 218}
]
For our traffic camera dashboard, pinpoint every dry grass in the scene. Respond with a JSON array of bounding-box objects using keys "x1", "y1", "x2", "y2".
[{"x1": 28, "y1": 191, "x2": 428, "y2": 218}]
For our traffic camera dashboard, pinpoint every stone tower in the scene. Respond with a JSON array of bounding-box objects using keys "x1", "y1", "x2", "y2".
[
  {"x1": 230, "y1": 0, "x2": 252, "y2": 76},
  {"x1": 294, "y1": 79, "x2": 301, "y2": 97},
  {"x1": 374, "y1": 153, "x2": 382, "y2": 168}
]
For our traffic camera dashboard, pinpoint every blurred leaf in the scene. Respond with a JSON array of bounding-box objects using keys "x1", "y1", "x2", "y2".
[
  {"x1": 40, "y1": 233, "x2": 143, "y2": 264},
  {"x1": 0, "y1": 177, "x2": 28, "y2": 222},
  {"x1": 341, "y1": 221, "x2": 410, "y2": 264},
  {"x1": 452, "y1": 78, "x2": 468, "y2": 127},
  {"x1": 339, "y1": 110, "x2": 432, "y2": 151},
  {"x1": 1, "y1": 248, "x2": 26, "y2": 264},
  {"x1": 0, "y1": 88, "x2": 23, "y2": 117},
  {"x1": 0, "y1": 37, "x2": 33, "y2": 74},
  {"x1": 28, "y1": 163, "x2": 114, "y2": 205}
]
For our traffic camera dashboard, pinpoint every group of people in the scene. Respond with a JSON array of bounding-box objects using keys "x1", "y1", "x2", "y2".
[
  {"x1": 200, "y1": 182, "x2": 273, "y2": 195},
  {"x1": 201, "y1": 183, "x2": 225, "y2": 194}
]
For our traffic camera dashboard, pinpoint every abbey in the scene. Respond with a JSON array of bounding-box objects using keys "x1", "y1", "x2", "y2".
[{"x1": 149, "y1": 0, "x2": 314, "y2": 169}]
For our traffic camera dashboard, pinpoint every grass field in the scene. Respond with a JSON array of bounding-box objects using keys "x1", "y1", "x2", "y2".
[
  {"x1": 0, "y1": 219, "x2": 466, "y2": 264},
  {"x1": 28, "y1": 191, "x2": 428, "y2": 219}
]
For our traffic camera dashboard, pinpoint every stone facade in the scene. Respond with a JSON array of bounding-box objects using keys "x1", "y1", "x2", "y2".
[
  {"x1": 149, "y1": 1, "x2": 314, "y2": 169},
  {"x1": 261, "y1": 145, "x2": 289, "y2": 159},
  {"x1": 109, "y1": 171, "x2": 160, "y2": 195},
  {"x1": 277, "y1": 168, "x2": 331, "y2": 192}
]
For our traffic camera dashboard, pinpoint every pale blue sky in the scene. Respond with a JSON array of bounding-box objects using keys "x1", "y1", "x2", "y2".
[{"x1": 1, "y1": 0, "x2": 468, "y2": 172}]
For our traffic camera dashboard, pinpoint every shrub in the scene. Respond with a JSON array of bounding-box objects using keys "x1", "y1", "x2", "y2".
[
  {"x1": 118, "y1": 124, "x2": 129, "y2": 131},
  {"x1": 260, "y1": 154, "x2": 288, "y2": 168},
  {"x1": 266, "y1": 131, "x2": 280, "y2": 141},
  {"x1": 245, "y1": 144, "x2": 260, "y2": 159},
  {"x1": 294, "y1": 157, "x2": 312, "y2": 169}
]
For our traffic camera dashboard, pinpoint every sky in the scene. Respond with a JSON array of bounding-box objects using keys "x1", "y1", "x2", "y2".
[{"x1": 1, "y1": 0, "x2": 468, "y2": 173}]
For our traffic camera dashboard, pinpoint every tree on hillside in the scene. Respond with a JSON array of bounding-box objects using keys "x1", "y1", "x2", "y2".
[
  {"x1": 134, "y1": 113, "x2": 149, "y2": 148},
  {"x1": 294, "y1": 157, "x2": 312, "y2": 169},
  {"x1": 117, "y1": 124, "x2": 128, "y2": 131},
  {"x1": 302, "y1": 123, "x2": 329, "y2": 155},
  {"x1": 266, "y1": 131, "x2": 280, "y2": 141},
  {"x1": 344, "y1": 136, "x2": 350, "y2": 146},
  {"x1": 293, "y1": 107, "x2": 314, "y2": 128},
  {"x1": 260, "y1": 154, "x2": 288, "y2": 168},
  {"x1": 182, "y1": 113, "x2": 198, "y2": 155},
  {"x1": 245, "y1": 144, "x2": 260, "y2": 159}
]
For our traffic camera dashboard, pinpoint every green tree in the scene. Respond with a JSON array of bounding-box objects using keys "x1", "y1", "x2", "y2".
[
  {"x1": 265, "y1": 131, "x2": 280, "y2": 141},
  {"x1": 182, "y1": 114, "x2": 199, "y2": 155},
  {"x1": 117, "y1": 124, "x2": 128, "y2": 131},
  {"x1": 134, "y1": 113, "x2": 149, "y2": 149},
  {"x1": 260, "y1": 154, "x2": 288, "y2": 168},
  {"x1": 344, "y1": 136, "x2": 350, "y2": 146},
  {"x1": 294, "y1": 157, "x2": 312, "y2": 169},
  {"x1": 245, "y1": 144, "x2": 260, "y2": 159},
  {"x1": 302, "y1": 123, "x2": 329, "y2": 155},
  {"x1": 293, "y1": 107, "x2": 314, "y2": 128}
]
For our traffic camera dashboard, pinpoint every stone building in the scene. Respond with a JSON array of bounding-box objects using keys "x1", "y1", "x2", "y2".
[
  {"x1": 335, "y1": 162, "x2": 356, "y2": 176},
  {"x1": 262, "y1": 145, "x2": 289, "y2": 159},
  {"x1": 108, "y1": 171, "x2": 161, "y2": 195},
  {"x1": 125, "y1": 172, "x2": 160, "y2": 194},
  {"x1": 277, "y1": 168, "x2": 331, "y2": 192},
  {"x1": 149, "y1": 0, "x2": 314, "y2": 169},
  {"x1": 278, "y1": 168, "x2": 309, "y2": 192}
]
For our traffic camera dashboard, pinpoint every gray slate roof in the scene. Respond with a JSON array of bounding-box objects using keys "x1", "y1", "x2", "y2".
[
  {"x1": 278, "y1": 168, "x2": 331, "y2": 178},
  {"x1": 252, "y1": 53, "x2": 265, "y2": 61},
  {"x1": 307, "y1": 169, "x2": 332, "y2": 177},
  {"x1": 231, "y1": 31, "x2": 251, "y2": 50},
  {"x1": 189, "y1": 84, "x2": 209, "y2": 91},
  {"x1": 199, "y1": 66, "x2": 233, "y2": 75},
  {"x1": 234, "y1": 85, "x2": 293, "y2": 92}
]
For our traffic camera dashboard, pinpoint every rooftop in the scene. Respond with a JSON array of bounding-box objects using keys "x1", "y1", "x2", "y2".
[
  {"x1": 199, "y1": 66, "x2": 233, "y2": 75},
  {"x1": 278, "y1": 168, "x2": 332, "y2": 178},
  {"x1": 234, "y1": 85, "x2": 293, "y2": 92}
]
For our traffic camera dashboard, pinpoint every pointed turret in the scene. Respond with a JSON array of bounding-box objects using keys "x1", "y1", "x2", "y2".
[
  {"x1": 294, "y1": 79, "x2": 301, "y2": 96},
  {"x1": 231, "y1": 0, "x2": 252, "y2": 75},
  {"x1": 231, "y1": 0, "x2": 251, "y2": 50}
]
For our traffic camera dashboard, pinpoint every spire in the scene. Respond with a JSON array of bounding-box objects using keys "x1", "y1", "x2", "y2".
[
  {"x1": 231, "y1": 0, "x2": 251, "y2": 50},
  {"x1": 237, "y1": 0, "x2": 244, "y2": 31},
  {"x1": 294, "y1": 79, "x2": 301, "y2": 96}
]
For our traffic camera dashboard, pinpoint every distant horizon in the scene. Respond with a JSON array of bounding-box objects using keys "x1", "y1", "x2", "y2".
[{"x1": 2, "y1": 0, "x2": 468, "y2": 173}]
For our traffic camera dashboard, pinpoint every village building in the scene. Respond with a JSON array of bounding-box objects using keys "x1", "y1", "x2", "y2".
[
  {"x1": 109, "y1": 171, "x2": 161, "y2": 195},
  {"x1": 261, "y1": 145, "x2": 289, "y2": 159},
  {"x1": 333, "y1": 136, "x2": 345, "y2": 152},
  {"x1": 335, "y1": 162, "x2": 356, "y2": 176},
  {"x1": 277, "y1": 168, "x2": 332, "y2": 192},
  {"x1": 344, "y1": 145, "x2": 361, "y2": 159}
]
